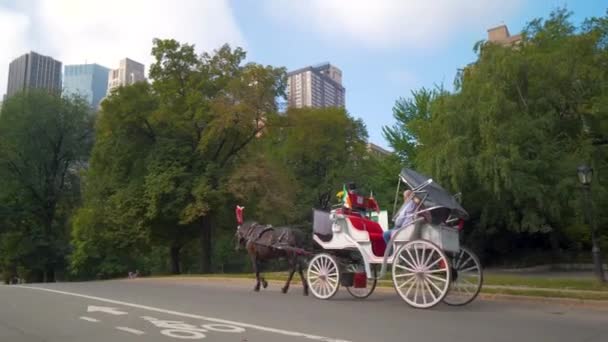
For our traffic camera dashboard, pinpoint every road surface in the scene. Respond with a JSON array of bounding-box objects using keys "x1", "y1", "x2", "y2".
[{"x1": 1, "y1": 277, "x2": 606, "y2": 342}]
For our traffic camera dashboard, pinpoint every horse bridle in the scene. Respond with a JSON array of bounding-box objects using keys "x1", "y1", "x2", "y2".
[{"x1": 234, "y1": 223, "x2": 256, "y2": 249}]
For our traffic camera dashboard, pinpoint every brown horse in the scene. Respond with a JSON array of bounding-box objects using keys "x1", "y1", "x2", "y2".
[{"x1": 234, "y1": 206, "x2": 309, "y2": 295}]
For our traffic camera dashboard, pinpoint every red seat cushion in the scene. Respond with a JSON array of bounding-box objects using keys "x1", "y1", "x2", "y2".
[{"x1": 346, "y1": 215, "x2": 387, "y2": 257}]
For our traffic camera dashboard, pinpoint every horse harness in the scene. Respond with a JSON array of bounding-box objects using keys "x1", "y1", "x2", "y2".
[{"x1": 242, "y1": 223, "x2": 290, "y2": 250}]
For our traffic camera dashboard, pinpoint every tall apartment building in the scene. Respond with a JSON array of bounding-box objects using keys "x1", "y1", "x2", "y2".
[
  {"x1": 6, "y1": 51, "x2": 62, "y2": 98},
  {"x1": 286, "y1": 63, "x2": 345, "y2": 108},
  {"x1": 487, "y1": 24, "x2": 522, "y2": 46},
  {"x1": 63, "y1": 63, "x2": 110, "y2": 109},
  {"x1": 107, "y1": 58, "x2": 145, "y2": 94}
]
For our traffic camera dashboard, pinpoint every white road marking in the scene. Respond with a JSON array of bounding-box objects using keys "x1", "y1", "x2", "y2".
[
  {"x1": 142, "y1": 316, "x2": 208, "y2": 332},
  {"x1": 15, "y1": 286, "x2": 351, "y2": 342},
  {"x1": 79, "y1": 316, "x2": 99, "y2": 322},
  {"x1": 202, "y1": 323, "x2": 245, "y2": 333},
  {"x1": 160, "y1": 329, "x2": 206, "y2": 339},
  {"x1": 116, "y1": 326, "x2": 145, "y2": 335},
  {"x1": 141, "y1": 316, "x2": 246, "y2": 339},
  {"x1": 88, "y1": 305, "x2": 128, "y2": 315}
]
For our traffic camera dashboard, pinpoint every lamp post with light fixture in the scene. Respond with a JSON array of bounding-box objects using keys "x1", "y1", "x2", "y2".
[{"x1": 577, "y1": 164, "x2": 605, "y2": 282}]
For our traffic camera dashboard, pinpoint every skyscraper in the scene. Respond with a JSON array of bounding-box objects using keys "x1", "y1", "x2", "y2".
[
  {"x1": 6, "y1": 51, "x2": 62, "y2": 98},
  {"x1": 107, "y1": 58, "x2": 145, "y2": 94},
  {"x1": 286, "y1": 63, "x2": 345, "y2": 108},
  {"x1": 63, "y1": 64, "x2": 110, "y2": 109}
]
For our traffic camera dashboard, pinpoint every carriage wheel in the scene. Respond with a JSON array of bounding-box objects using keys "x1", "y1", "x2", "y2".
[
  {"x1": 443, "y1": 246, "x2": 483, "y2": 306},
  {"x1": 345, "y1": 264, "x2": 377, "y2": 299},
  {"x1": 307, "y1": 253, "x2": 340, "y2": 300},
  {"x1": 392, "y1": 239, "x2": 451, "y2": 309}
]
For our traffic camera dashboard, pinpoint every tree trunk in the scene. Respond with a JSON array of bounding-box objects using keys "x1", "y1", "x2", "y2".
[
  {"x1": 200, "y1": 216, "x2": 213, "y2": 274},
  {"x1": 549, "y1": 229, "x2": 561, "y2": 264},
  {"x1": 33, "y1": 269, "x2": 44, "y2": 283},
  {"x1": 170, "y1": 245, "x2": 182, "y2": 274},
  {"x1": 45, "y1": 267, "x2": 55, "y2": 283}
]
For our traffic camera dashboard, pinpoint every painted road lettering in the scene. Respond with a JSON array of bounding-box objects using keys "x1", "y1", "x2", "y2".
[
  {"x1": 17, "y1": 286, "x2": 352, "y2": 342},
  {"x1": 143, "y1": 316, "x2": 245, "y2": 339}
]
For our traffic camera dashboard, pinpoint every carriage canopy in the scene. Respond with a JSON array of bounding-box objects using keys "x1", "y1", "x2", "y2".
[{"x1": 399, "y1": 168, "x2": 469, "y2": 220}]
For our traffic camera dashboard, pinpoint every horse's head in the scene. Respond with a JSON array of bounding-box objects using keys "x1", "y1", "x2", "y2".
[{"x1": 234, "y1": 228, "x2": 244, "y2": 251}]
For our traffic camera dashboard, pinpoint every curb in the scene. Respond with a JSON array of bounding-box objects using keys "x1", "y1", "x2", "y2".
[
  {"x1": 477, "y1": 292, "x2": 608, "y2": 310},
  {"x1": 490, "y1": 263, "x2": 608, "y2": 273},
  {"x1": 142, "y1": 276, "x2": 608, "y2": 309}
]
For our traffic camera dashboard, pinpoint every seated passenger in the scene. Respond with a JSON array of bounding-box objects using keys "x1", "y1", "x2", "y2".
[{"x1": 383, "y1": 190, "x2": 418, "y2": 246}]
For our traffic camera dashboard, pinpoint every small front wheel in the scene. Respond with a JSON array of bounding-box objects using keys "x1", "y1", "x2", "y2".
[
  {"x1": 345, "y1": 264, "x2": 377, "y2": 299},
  {"x1": 392, "y1": 239, "x2": 451, "y2": 309},
  {"x1": 307, "y1": 253, "x2": 340, "y2": 300}
]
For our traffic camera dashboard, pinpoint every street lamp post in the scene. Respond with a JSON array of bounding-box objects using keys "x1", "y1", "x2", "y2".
[{"x1": 577, "y1": 165, "x2": 606, "y2": 282}]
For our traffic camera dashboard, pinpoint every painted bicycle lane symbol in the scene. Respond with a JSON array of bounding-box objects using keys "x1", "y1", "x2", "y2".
[{"x1": 142, "y1": 316, "x2": 246, "y2": 339}]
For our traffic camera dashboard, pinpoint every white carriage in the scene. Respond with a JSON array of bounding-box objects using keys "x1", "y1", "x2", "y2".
[{"x1": 306, "y1": 168, "x2": 483, "y2": 308}]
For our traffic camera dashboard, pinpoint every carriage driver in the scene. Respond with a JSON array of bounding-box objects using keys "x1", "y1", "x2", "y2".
[{"x1": 383, "y1": 190, "x2": 418, "y2": 248}]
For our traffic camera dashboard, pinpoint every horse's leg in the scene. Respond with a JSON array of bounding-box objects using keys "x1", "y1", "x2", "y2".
[
  {"x1": 251, "y1": 254, "x2": 261, "y2": 292},
  {"x1": 298, "y1": 256, "x2": 309, "y2": 296},
  {"x1": 282, "y1": 254, "x2": 296, "y2": 294},
  {"x1": 259, "y1": 259, "x2": 268, "y2": 289}
]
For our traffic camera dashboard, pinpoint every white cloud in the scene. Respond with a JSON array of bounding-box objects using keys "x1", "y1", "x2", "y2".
[
  {"x1": 0, "y1": 7, "x2": 30, "y2": 97},
  {"x1": 0, "y1": 0, "x2": 245, "y2": 96},
  {"x1": 264, "y1": 0, "x2": 522, "y2": 49},
  {"x1": 387, "y1": 69, "x2": 419, "y2": 88}
]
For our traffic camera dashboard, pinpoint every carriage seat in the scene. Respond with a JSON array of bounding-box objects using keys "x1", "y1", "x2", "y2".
[{"x1": 347, "y1": 215, "x2": 387, "y2": 257}]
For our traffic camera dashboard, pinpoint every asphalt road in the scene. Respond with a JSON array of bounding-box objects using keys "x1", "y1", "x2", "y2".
[{"x1": 1, "y1": 277, "x2": 606, "y2": 342}]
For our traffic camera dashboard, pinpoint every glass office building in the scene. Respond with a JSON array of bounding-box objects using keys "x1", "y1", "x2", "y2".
[{"x1": 63, "y1": 64, "x2": 110, "y2": 109}]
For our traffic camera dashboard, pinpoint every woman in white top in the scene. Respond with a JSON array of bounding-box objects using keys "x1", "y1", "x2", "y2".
[{"x1": 383, "y1": 190, "x2": 418, "y2": 246}]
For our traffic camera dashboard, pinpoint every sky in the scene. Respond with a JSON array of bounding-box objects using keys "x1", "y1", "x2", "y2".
[{"x1": 1, "y1": 0, "x2": 606, "y2": 150}]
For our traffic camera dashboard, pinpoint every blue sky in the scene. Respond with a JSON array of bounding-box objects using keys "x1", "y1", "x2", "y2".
[
  {"x1": 231, "y1": 1, "x2": 606, "y2": 149},
  {"x1": 1, "y1": 1, "x2": 606, "y2": 149}
]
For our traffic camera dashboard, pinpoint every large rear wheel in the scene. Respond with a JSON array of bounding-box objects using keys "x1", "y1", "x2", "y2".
[
  {"x1": 307, "y1": 253, "x2": 340, "y2": 300},
  {"x1": 443, "y1": 246, "x2": 483, "y2": 306},
  {"x1": 392, "y1": 239, "x2": 451, "y2": 309}
]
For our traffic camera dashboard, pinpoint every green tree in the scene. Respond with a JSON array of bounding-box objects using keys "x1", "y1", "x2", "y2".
[
  {"x1": 382, "y1": 88, "x2": 438, "y2": 166},
  {"x1": 0, "y1": 91, "x2": 93, "y2": 282},
  {"x1": 70, "y1": 39, "x2": 287, "y2": 277},
  {"x1": 265, "y1": 107, "x2": 369, "y2": 217},
  {"x1": 383, "y1": 8, "x2": 608, "y2": 264},
  {"x1": 357, "y1": 153, "x2": 403, "y2": 218}
]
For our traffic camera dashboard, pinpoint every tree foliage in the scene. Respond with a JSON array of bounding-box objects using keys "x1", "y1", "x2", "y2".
[
  {"x1": 70, "y1": 39, "x2": 287, "y2": 277},
  {"x1": 384, "y1": 8, "x2": 608, "y2": 263},
  {"x1": 0, "y1": 91, "x2": 93, "y2": 282},
  {"x1": 265, "y1": 107, "x2": 369, "y2": 215}
]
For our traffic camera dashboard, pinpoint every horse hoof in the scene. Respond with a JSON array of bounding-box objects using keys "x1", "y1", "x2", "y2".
[
  {"x1": 262, "y1": 280, "x2": 268, "y2": 289},
  {"x1": 281, "y1": 287, "x2": 288, "y2": 294},
  {"x1": 254, "y1": 286, "x2": 260, "y2": 292}
]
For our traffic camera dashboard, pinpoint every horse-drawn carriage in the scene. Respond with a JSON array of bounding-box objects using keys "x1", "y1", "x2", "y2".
[{"x1": 307, "y1": 168, "x2": 483, "y2": 308}]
